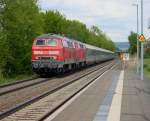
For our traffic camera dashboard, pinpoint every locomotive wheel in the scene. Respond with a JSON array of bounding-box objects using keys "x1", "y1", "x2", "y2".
[
  {"x1": 71, "y1": 64, "x2": 76, "y2": 70},
  {"x1": 56, "y1": 68, "x2": 65, "y2": 74}
]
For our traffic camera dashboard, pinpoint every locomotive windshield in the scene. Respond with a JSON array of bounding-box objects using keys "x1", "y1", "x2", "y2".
[
  {"x1": 35, "y1": 39, "x2": 45, "y2": 45},
  {"x1": 35, "y1": 39, "x2": 57, "y2": 46},
  {"x1": 47, "y1": 39, "x2": 57, "y2": 46}
]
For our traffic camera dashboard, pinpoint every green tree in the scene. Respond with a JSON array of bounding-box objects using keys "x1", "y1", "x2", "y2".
[
  {"x1": 91, "y1": 25, "x2": 103, "y2": 36},
  {"x1": 42, "y1": 10, "x2": 65, "y2": 34},
  {"x1": 89, "y1": 26, "x2": 115, "y2": 51},
  {"x1": 63, "y1": 20, "x2": 89, "y2": 43},
  {"x1": 128, "y1": 31, "x2": 137, "y2": 54},
  {"x1": 0, "y1": 0, "x2": 43, "y2": 76}
]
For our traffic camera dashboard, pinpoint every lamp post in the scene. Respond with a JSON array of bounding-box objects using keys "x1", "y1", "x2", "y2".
[
  {"x1": 132, "y1": 3, "x2": 139, "y2": 74},
  {"x1": 141, "y1": 0, "x2": 144, "y2": 80},
  {"x1": 148, "y1": 18, "x2": 150, "y2": 29}
]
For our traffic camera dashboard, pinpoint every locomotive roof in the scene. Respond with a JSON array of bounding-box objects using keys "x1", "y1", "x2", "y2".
[
  {"x1": 36, "y1": 34, "x2": 81, "y2": 43},
  {"x1": 36, "y1": 33, "x2": 64, "y2": 39}
]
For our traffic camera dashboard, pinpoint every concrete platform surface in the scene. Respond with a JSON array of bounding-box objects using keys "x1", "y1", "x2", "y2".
[{"x1": 121, "y1": 60, "x2": 150, "y2": 121}]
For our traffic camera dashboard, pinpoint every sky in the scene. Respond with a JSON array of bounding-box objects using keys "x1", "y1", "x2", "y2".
[{"x1": 38, "y1": 0, "x2": 150, "y2": 42}]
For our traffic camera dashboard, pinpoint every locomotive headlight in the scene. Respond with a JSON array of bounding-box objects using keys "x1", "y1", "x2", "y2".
[
  {"x1": 48, "y1": 51, "x2": 59, "y2": 54},
  {"x1": 53, "y1": 56, "x2": 57, "y2": 59},
  {"x1": 35, "y1": 56, "x2": 39, "y2": 60},
  {"x1": 33, "y1": 50, "x2": 43, "y2": 54}
]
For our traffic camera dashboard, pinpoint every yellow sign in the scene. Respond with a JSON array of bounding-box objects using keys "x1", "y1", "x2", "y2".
[{"x1": 139, "y1": 34, "x2": 145, "y2": 42}]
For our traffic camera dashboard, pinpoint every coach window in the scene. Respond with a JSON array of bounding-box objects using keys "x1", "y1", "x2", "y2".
[
  {"x1": 67, "y1": 41, "x2": 70, "y2": 48},
  {"x1": 79, "y1": 44, "x2": 81, "y2": 48},
  {"x1": 70, "y1": 42, "x2": 73, "y2": 48},
  {"x1": 62, "y1": 40, "x2": 68, "y2": 47},
  {"x1": 66, "y1": 41, "x2": 69, "y2": 47},
  {"x1": 80, "y1": 44, "x2": 84, "y2": 49},
  {"x1": 75, "y1": 43, "x2": 78, "y2": 48},
  {"x1": 83, "y1": 45, "x2": 86, "y2": 49},
  {"x1": 67, "y1": 41, "x2": 73, "y2": 48},
  {"x1": 74, "y1": 43, "x2": 77, "y2": 48},
  {"x1": 73, "y1": 42, "x2": 76, "y2": 48},
  {"x1": 47, "y1": 39, "x2": 57, "y2": 46}
]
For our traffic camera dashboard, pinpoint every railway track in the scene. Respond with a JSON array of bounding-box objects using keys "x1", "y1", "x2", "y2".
[
  {"x1": 0, "y1": 78, "x2": 50, "y2": 96},
  {"x1": 0, "y1": 76, "x2": 38, "y2": 88},
  {"x1": 0, "y1": 60, "x2": 116, "y2": 120},
  {"x1": 0, "y1": 66, "x2": 89, "y2": 96},
  {"x1": 0, "y1": 61, "x2": 109, "y2": 96}
]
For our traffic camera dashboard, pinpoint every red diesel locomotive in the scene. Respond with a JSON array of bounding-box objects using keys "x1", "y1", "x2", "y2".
[
  {"x1": 32, "y1": 34, "x2": 86, "y2": 74},
  {"x1": 32, "y1": 34, "x2": 114, "y2": 75}
]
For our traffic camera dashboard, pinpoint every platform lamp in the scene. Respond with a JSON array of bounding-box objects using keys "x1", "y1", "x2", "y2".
[
  {"x1": 148, "y1": 18, "x2": 150, "y2": 29},
  {"x1": 140, "y1": 0, "x2": 144, "y2": 80}
]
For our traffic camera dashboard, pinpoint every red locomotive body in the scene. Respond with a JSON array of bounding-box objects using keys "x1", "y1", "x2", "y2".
[{"x1": 32, "y1": 34, "x2": 86, "y2": 74}]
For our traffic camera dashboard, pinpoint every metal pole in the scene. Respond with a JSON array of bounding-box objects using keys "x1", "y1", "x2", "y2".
[
  {"x1": 141, "y1": 0, "x2": 144, "y2": 80},
  {"x1": 137, "y1": 5, "x2": 139, "y2": 74},
  {"x1": 132, "y1": 4, "x2": 139, "y2": 74}
]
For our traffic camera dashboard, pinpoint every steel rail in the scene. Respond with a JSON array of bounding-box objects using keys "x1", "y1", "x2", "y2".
[{"x1": 0, "y1": 61, "x2": 114, "y2": 120}]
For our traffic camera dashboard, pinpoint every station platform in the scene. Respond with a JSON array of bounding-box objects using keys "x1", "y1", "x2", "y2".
[
  {"x1": 121, "y1": 60, "x2": 150, "y2": 121},
  {"x1": 45, "y1": 60, "x2": 150, "y2": 121}
]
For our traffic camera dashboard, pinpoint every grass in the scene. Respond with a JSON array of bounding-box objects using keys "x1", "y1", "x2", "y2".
[
  {"x1": 144, "y1": 58, "x2": 150, "y2": 80},
  {"x1": 0, "y1": 73, "x2": 36, "y2": 86}
]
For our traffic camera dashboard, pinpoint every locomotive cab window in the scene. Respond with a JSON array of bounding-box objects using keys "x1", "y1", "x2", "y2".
[
  {"x1": 47, "y1": 39, "x2": 57, "y2": 46},
  {"x1": 35, "y1": 39, "x2": 45, "y2": 45}
]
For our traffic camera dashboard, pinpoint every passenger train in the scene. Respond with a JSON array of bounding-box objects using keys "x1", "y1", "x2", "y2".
[{"x1": 32, "y1": 34, "x2": 115, "y2": 75}]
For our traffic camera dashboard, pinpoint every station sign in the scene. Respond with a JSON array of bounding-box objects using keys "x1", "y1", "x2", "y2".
[{"x1": 139, "y1": 34, "x2": 145, "y2": 43}]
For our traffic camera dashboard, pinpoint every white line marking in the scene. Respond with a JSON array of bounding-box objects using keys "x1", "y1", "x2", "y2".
[
  {"x1": 44, "y1": 64, "x2": 117, "y2": 121},
  {"x1": 107, "y1": 70, "x2": 124, "y2": 121}
]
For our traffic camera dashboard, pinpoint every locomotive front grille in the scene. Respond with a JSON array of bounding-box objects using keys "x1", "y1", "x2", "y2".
[
  {"x1": 38, "y1": 56, "x2": 54, "y2": 60},
  {"x1": 32, "y1": 59, "x2": 64, "y2": 69}
]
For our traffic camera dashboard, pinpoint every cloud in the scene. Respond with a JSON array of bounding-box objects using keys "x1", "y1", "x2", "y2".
[
  {"x1": 39, "y1": 0, "x2": 134, "y2": 18},
  {"x1": 38, "y1": 0, "x2": 150, "y2": 42}
]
